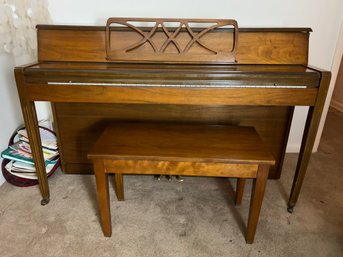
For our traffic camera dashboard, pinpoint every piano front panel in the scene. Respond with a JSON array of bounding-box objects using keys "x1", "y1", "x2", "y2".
[{"x1": 52, "y1": 103, "x2": 292, "y2": 179}]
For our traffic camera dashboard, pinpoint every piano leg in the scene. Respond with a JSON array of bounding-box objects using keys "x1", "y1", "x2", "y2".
[
  {"x1": 15, "y1": 68, "x2": 50, "y2": 205},
  {"x1": 25, "y1": 103, "x2": 50, "y2": 205},
  {"x1": 288, "y1": 71, "x2": 331, "y2": 212}
]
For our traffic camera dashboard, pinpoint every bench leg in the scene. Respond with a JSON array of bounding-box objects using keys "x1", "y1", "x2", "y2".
[
  {"x1": 114, "y1": 173, "x2": 124, "y2": 201},
  {"x1": 93, "y1": 160, "x2": 112, "y2": 237},
  {"x1": 246, "y1": 165, "x2": 270, "y2": 244},
  {"x1": 235, "y1": 178, "x2": 246, "y2": 206}
]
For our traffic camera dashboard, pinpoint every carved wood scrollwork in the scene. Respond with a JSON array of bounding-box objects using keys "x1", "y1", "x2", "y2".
[{"x1": 105, "y1": 18, "x2": 238, "y2": 63}]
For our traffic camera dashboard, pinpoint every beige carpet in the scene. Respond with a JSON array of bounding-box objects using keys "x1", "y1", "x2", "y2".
[{"x1": 0, "y1": 108, "x2": 342, "y2": 257}]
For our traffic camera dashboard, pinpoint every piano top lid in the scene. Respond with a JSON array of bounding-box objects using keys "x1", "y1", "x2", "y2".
[{"x1": 35, "y1": 24, "x2": 313, "y2": 33}]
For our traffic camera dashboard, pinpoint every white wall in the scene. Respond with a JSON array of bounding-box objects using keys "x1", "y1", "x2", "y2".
[
  {"x1": 1, "y1": 0, "x2": 342, "y2": 185},
  {"x1": 0, "y1": 54, "x2": 23, "y2": 185},
  {"x1": 47, "y1": 0, "x2": 343, "y2": 152},
  {"x1": 48, "y1": 0, "x2": 342, "y2": 66}
]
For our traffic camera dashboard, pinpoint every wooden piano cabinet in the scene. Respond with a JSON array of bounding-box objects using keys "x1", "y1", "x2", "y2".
[{"x1": 13, "y1": 18, "x2": 331, "y2": 213}]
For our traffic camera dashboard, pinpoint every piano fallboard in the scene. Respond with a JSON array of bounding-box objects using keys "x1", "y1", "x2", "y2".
[{"x1": 23, "y1": 62, "x2": 320, "y2": 106}]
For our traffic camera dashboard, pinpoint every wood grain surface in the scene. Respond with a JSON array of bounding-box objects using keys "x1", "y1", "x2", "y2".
[
  {"x1": 88, "y1": 123, "x2": 275, "y2": 165},
  {"x1": 37, "y1": 26, "x2": 309, "y2": 64}
]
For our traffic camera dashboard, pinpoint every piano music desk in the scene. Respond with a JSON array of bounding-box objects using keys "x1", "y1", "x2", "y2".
[{"x1": 88, "y1": 123, "x2": 275, "y2": 243}]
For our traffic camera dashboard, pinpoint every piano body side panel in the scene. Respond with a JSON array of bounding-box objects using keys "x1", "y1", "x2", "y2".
[
  {"x1": 51, "y1": 103, "x2": 292, "y2": 179},
  {"x1": 37, "y1": 27, "x2": 309, "y2": 65},
  {"x1": 51, "y1": 103, "x2": 67, "y2": 176}
]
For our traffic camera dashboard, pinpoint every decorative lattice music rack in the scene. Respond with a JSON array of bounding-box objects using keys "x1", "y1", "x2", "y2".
[{"x1": 105, "y1": 18, "x2": 238, "y2": 63}]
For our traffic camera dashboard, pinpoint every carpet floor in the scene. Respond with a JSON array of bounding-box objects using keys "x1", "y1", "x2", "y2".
[{"x1": 0, "y1": 108, "x2": 342, "y2": 257}]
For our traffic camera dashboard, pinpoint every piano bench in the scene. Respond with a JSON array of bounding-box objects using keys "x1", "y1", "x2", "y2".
[{"x1": 87, "y1": 123, "x2": 275, "y2": 244}]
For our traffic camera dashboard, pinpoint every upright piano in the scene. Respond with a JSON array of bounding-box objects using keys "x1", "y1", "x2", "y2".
[{"x1": 14, "y1": 18, "x2": 331, "y2": 212}]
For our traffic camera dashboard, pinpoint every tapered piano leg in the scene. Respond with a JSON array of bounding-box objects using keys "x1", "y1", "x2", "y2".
[
  {"x1": 288, "y1": 71, "x2": 331, "y2": 212},
  {"x1": 15, "y1": 68, "x2": 50, "y2": 205},
  {"x1": 24, "y1": 102, "x2": 50, "y2": 205}
]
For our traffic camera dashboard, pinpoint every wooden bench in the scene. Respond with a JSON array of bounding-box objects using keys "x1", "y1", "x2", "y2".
[{"x1": 88, "y1": 123, "x2": 275, "y2": 243}]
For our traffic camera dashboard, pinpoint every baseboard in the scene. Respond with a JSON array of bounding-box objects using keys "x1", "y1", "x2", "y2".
[
  {"x1": 331, "y1": 99, "x2": 343, "y2": 112},
  {"x1": 0, "y1": 175, "x2": 5, "y2": 187}
]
